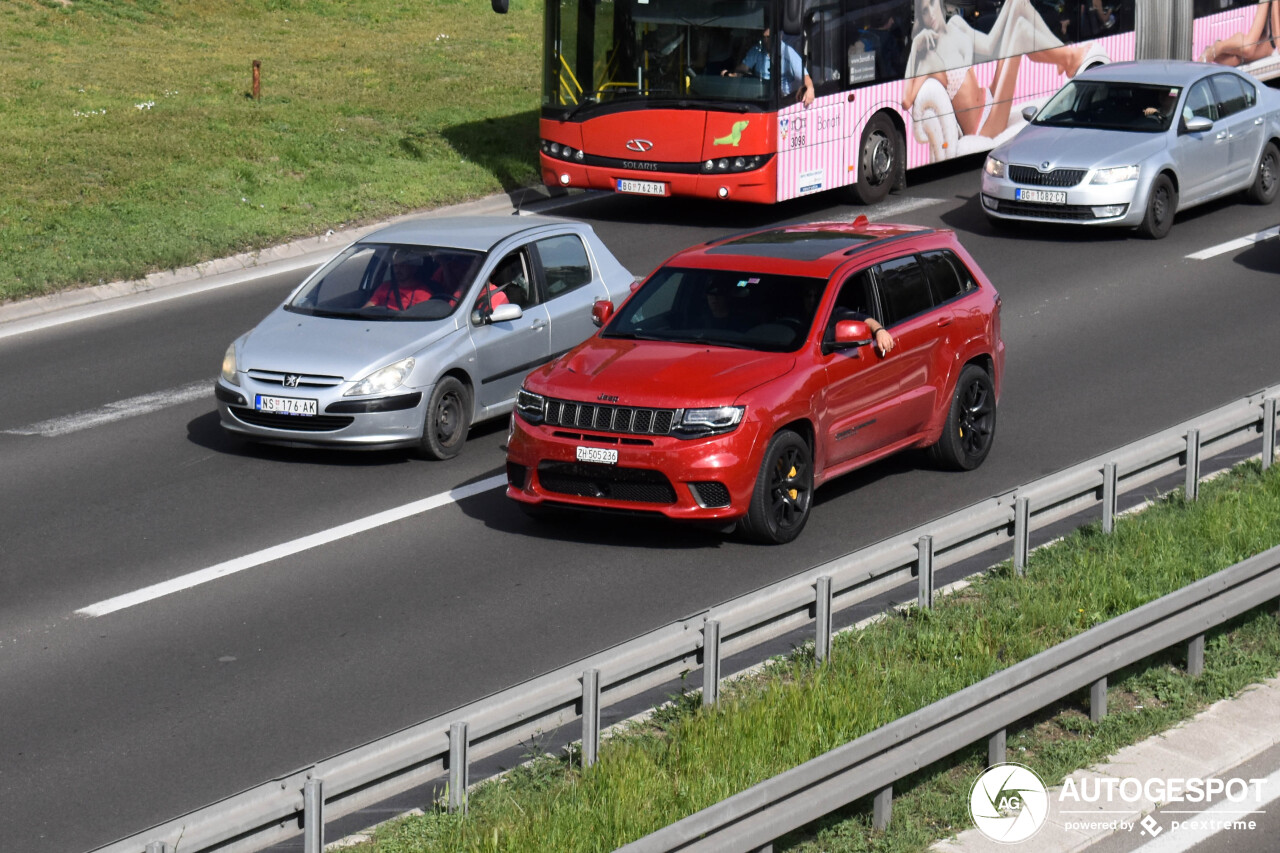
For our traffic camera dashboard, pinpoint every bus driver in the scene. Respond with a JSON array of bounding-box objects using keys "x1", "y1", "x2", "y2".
[{"x1": 722, "y1": 27, "x2": 815, "y2": 107}]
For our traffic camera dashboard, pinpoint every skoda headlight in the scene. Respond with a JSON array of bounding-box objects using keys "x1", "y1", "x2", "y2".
[
  {"x1": 515, "y1": 387, "x2": 546, "y2": 424},
  {"x1": 676, "y1": 406, "x2": 744, "y2": 438},
  {"x1": 220, "y1": 342, "x2": 240, "y2": 386},
  {"x1": 344, "y1": 357, "x2": 415, "y2": 397},
  {"x1": 1091, "y1": 165, "x2": 1140, "y2": 184},
  {"x1": 984, "y1": 156, "x2": 1006, "y2": 178}
]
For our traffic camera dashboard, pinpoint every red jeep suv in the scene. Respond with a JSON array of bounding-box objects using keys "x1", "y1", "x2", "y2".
[{"x1": 506, "y1": 219, "x2": 1005, "y2": 543}]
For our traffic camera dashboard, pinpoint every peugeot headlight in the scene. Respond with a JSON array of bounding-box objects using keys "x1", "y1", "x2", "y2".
[
  {"x1": 515, "y1": 387, "x2": 546, "y2": 424},
  {"x1": 675, "y1": 406, "x2": 744, "y2": 437},
  {"x1": 221, "y1": 342, "x2": 240, "y2": 386},
  {"x1": 1091, "y1": 165, "x2": 1140, "y2": 184},
  {"x1": 984, "y1": 156, "x2": 1006, "y2": 178},
  {"x1": 344, "y1": 357, "x2": 415, "y2": 397}
]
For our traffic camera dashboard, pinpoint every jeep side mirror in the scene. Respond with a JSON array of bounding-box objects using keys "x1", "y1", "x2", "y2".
[{"x1": 592, "y1": 300, "x2": 615, "y2": 327}]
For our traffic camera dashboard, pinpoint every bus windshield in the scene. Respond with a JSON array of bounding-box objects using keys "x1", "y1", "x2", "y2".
[{"x1": 546, "y1": 0, "x2": 789, "y2": 114}]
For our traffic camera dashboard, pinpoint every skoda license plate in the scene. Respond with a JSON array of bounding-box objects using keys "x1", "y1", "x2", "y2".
[
  {"x1": 616, "y1": 179, "x2": 667, "y2": 196},
  {"x1": 1016, "y1": 188, "x2": 1067, "y2": 205},
  {"x1": 255, "y1": 394, "x2": 318, "y2": 416},
  {"x1": 576, "y1": 446, "x2": 618, "y2": 465}
]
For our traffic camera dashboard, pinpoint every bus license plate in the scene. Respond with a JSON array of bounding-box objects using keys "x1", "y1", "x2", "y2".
[
  {"x1": 576, "y1": 446, "x2": 618, "y2": 465},
  {"x1": 1016, "y1": 188, "x2": 1067, "y2": 204},
  {"x1": 255, "y1": 394, "x2": 318, "y2": 416},
  {"x1": 616, "y1": 179, "x2": 667, "y2": 196}
]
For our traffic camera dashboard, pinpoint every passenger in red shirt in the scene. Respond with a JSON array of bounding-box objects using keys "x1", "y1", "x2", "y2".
[{"x1": 365, "y1": 249, "x2": 437, "y2": 310}]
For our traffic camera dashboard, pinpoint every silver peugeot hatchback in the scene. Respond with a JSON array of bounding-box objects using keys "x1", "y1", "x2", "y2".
[
  {"x1": 216, "y1": 214, "x2": 635, "y2": 458},
  {"x1": 981, "y1": 61, "x2": 1280, "y2": 238}
]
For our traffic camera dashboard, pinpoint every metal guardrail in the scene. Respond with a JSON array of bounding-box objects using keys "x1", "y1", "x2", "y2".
[
  {"x1": 94, "y1": 384, "x2": 1279, "y2": 853},
  {"x1": 619, "y1": 541, "x2": 1280, "y2": 852}
]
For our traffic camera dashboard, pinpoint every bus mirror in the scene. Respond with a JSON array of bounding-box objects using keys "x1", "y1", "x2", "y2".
[
  {"x1": 491, "y1": 0, "x2": 509, "y2": 12},
  {"x1": 782, "y1": 0, "x2": 803, "y2": 35}
]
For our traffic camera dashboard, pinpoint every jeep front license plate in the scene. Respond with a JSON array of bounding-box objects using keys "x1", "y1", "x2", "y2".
[
  {"x1": 255, "y1": 394, "x2": 318, "y2": 416},
  {"x1": 576, "y1": 446, "x2": 618, "y2": 465},
  {"x1": 1015, "y1": 188, "x2": 1067, "y2": 204},
  {"x1": 616, "y1": 179, "x2": 667, "y2": 196}
]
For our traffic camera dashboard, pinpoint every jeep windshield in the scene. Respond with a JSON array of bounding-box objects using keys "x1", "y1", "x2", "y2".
[{"x1": 602, "y1": 265, "x2": 826, "y2": 352}]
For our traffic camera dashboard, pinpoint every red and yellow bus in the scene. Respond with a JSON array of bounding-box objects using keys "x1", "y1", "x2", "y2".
[{"x1": 497, "y1": 0, "x2": 1280, "y2": 205}]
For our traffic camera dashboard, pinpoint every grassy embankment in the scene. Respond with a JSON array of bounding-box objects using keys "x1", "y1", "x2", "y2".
[
  {"x1": 0, "y1": 0, "x2": 541, "y2": 302},
  {"x1": 352, "y1": 462, "x2": 1280, "y2": 852}
]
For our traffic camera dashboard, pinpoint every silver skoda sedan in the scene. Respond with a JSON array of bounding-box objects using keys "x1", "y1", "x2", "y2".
[
  {"x1": 216, "y1": 215, "x2": 635, "y2": 458},
  {"x1": 981, "y1": 61, "x2": 1280, "y2": 238}
]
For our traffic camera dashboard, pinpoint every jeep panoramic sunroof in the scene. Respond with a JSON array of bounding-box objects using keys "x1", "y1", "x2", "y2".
[{"x1": 705, "y1": 229, "x2": 877, "y2": 262}]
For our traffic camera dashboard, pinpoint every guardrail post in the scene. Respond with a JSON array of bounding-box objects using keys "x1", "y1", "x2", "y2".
[
  {"x1": 815, "y1": 576, "x2": 832, "y2": 662},
  {"x1": 1264, "y1": 398, "x2": 1277, "y2": 472},
  {"x1": 1187, "y1": 634, "x2": 1205, "y2": 676},
  {"x1": 1013, "y1": 496, "x2": 1030, "y2": 576},
  {"x1": 1090, "y1": 677, "x2": 1107, "y2": 724},
  {"x1": 582, "y1": 668, "x2": 600, "y2": 768},
  {"x1": 448, "y1": 721, "x2": 469, "y2": 814},
  {"x1": 1185, "y1": 428, "x2": 1200, "y2": 501},
  {"x1": 303, "y1": 777, "x2": 323, "y2": 853},
  {"x1": 917, "y1": 535, "x2": 934, "y2": 610},
  {"x1": 145, "y1": 843, "x2": 168, "y2": 853},
  {"x1": 873, "y1": 785, "x2": 893, "y2": 830},
  {"x1": 988, "y1": 728, "x2": 1006, "y2": 766},
  {"x1": 1102, "y1": 462, "x2": 1118, "y2": 534},
  {"x1": 702, "y1": 619, "x2": 721, "y2": 706}
]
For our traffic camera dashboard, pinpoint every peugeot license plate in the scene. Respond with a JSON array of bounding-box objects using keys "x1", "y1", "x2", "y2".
[
  {"x1": 616, "y1": 179, "x2": 667, "y2": 196},
  {"x1": 1016, "y1": 188, "x2": 1067, "y2": 204},
  {"x1": 255, "y1": 394, "x2": 318, "y2": 416},
  {"x1": 576, "y1": 446, "x2": 618, "y2": 465}
]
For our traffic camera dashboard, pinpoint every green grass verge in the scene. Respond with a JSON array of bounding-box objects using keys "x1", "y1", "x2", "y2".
[
  {"x1": 351, "y1": 461, "x2": 1280, "y2": 852},
  {"x1": 0, "y1": 0, "x2": 542, "y2": 302}
]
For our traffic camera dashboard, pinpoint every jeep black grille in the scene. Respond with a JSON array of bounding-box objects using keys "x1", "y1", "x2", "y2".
[{"x1": 544, "y1": 398, "x2": 676, "y2": 436}]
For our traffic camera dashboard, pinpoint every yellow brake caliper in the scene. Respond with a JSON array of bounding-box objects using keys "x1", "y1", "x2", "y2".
[{"x1": 788, "y1": 466, "x2": 798, "y2": 500}]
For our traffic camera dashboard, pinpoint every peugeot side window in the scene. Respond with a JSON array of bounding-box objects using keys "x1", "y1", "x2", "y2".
[{"x1": 534, "y1": 234, "x2": 594, "y2": 298}]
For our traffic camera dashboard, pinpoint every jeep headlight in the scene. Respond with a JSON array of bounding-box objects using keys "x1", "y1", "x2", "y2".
[
  {"x1": 675, "y1": 406, "x2": 744, "y2": 437},
  {"x1": 345, "y1": 357, "x2": 415, "y2": 397},
  {"x1": 516, "y1": 387, "x2": 546, "y2": 424},
  {"x1": 1091, "y1": 165, "x2": 1140, "y2": 184}
]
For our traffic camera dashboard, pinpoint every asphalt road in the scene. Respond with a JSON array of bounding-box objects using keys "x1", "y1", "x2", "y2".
[{"x1": 3, "y1": 157, "x2": 1280, "y2": 853}]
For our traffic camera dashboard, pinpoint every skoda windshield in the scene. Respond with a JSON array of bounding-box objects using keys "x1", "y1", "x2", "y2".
[{"x1": 1033, "y1": 81, "x2": 1183, "y2": 133}]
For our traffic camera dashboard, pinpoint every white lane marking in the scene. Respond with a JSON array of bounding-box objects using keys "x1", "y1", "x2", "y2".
[
  {"x1": 4, "y1": 380, "x2": 214, "y2": 437},
  {"x1": 831, "y1": 197, "x2": 944, "y2": 221},
  {"x1": 1133, "y1": 766, "x2": 1279, "y2": 852},
  {"x1": 1187, "y1": 226, "x2": 1280, "y2": 260},
  {"x1": 75, "y1": 474, "x2": 509, "y2": 617}
]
